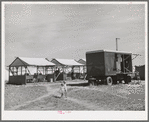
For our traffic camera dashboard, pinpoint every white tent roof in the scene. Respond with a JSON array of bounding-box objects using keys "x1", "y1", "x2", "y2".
[
  {"x1": 80, "y1": 59, "x2": 86, "y2": 61},
  {"x1": 19, "y1": 57, "x2": 55, "y2": 66},
  {"x1": 77, "y1": 58, "x2": 86, "y2": 65},
  {"x1": 9, "y1": 57, "x2": 55, "y2": 67},
  {"x1": 51, "y1": 58, "x2": 84, "y2": 66}
]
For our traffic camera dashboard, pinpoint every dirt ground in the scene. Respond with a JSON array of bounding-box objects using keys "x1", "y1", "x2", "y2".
[{"x1": 5, "y1": 79, "x2": 145, "y2": 111}]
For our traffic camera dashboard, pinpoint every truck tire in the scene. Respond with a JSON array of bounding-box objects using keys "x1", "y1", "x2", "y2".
[
  {"x1": 127, "y1": 76, "x2": 131, "y2": 83},
  {"x1": 106, "y1": 77, "x2": 113, "y2": 85},
  {"x1": 88, "y1": 78, "x2": 96, "y2": 86},
  {"x1": 88, "y1": 80, "x2": 91, "y2": 86},
  {"x1": 112, "y1": 77, "x2": 117, "y2": 84},
  {"x1": 125, "y1": 76, "x2": 131, "y2": 84}
]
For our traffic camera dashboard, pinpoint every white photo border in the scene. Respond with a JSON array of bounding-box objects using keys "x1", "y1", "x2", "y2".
[{"x1": 1, "y1": 1, "x2": 148, "y2": 120}]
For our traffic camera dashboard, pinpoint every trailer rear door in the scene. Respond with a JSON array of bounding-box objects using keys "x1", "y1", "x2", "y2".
[{"x1": 86, "y1": 52, "x2": 105, "y2": 78}]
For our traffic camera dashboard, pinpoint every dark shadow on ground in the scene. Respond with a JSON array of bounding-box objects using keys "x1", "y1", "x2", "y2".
[
  {"x1": 67, "y1": 83, "x2": 89, "y2": 87},
  {"x1": 52, "y1": 95, "x2": 61, "y2": 98}
]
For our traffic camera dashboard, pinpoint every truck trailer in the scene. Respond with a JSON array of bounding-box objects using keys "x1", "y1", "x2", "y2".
[{"x1": 86, "y1": 50, "x2": 132, "y2": 85}]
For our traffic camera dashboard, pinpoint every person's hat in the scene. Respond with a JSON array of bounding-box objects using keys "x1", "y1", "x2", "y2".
[{"x1": 63, "y1": 81, "x2": 66, "y2": 83}]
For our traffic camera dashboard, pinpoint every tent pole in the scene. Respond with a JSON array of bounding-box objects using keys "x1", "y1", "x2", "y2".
[
  {"x1": 21, "y1": 66, "x2": 22, "y2": 75},
  {"x1": 13, "y1": 67, "x2": 14, "y2": 76},
  {"x1": 123, "y1": 55, "x2": 125, "y2": 73},
  {"x1": 43, "y1": 67, "x2": 44, "y2": 75},
  {"x1": 45, "y1": 67, "x2": 46, "y2": 74},
  {"x1": 25, "y1": 66, "x2": 27, "y2": 74},
  {"x1": 83, "y1": 66, "x2": 85, "y2": 73},
  {"x1": 79, "y1": 66, "x2": 80, "y2": 73},
  {"x1": 8, "y1": 67, "x2": 10, "y2": 77},
  {"x1": 37, "y1": 66, "x2": 38, "y2": 74},
  {"x1": 16, "y1": 67, "x2": 18, "y2": 75},
  {"x1": 51, "y1": 67, "x2": 53, "y2": 73}
]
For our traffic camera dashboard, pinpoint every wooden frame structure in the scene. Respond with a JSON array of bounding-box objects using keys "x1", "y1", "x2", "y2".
[
  {"x1": 50, "y1": 58, "x2": 84, "y2": 80},
  {"x1": 8, "y1": 57, "x2": 55, "y2": 85},
  {"x1": 77, "y1": 59, "x2": 87, "y2": 79}
]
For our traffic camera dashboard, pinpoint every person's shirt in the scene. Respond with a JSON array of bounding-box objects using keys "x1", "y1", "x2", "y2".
[
  {"x1": 60, "y1": 86, "x2": 64, "y2": 92},
  {"x1": 63, "y1": 83, "x2": 67, "y2": 91}
]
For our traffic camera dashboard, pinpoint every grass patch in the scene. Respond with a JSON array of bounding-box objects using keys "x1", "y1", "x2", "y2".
[{"x1": 5, "y1": 84, "x2": 48, "y2": 110}]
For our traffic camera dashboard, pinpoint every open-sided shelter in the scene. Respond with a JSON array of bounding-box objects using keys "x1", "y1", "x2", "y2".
[
  {"x1": 77, "y1": 59, "x2": 87, "y2": 79},
  {"x1": 77, "y1": 58, "x2": 86, "y2": 72},
  {"x1": 8, "y1": 57, "x2": 55, "y2": 85},
  {"x1": 50, "y1": 58, "x2": 84, "y2": 80}
]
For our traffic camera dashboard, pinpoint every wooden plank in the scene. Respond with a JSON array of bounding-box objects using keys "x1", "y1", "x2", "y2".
[
  {"x1": 21, "y1": 66, "x2": 22, "y2": 75},
  {"x1": 43, "y1": 67, "x2": 44, "y2": 75},
  {"x1": 8, "y1": 67, "x2": 10, "y2": 77},
  {"x1": 25, "y1": 67, "x2": 26, "y2": 75},
  {"x1": 13, "y1": 67, "x2": 14, "y2": 76},
  {"x1": 37, "y1": 66, "x2": 38, "y2": 74},
  {"x1": 123, "y1": 55, "x2": 125, "y2": 73},
  {"x1": 17, "y1": 67, "x2": 18, "y2": 75}
]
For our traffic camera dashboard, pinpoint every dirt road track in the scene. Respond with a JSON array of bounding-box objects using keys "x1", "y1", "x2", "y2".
[
  {"x1": 9, "y1": 85, "x2": 58, "y2": 110},
  {"x1": 11, "y1": 85, "x2": 103, "y2": 110},
  {"x1": 8, "y1": 80, "x2": 145, "y2": 111}
]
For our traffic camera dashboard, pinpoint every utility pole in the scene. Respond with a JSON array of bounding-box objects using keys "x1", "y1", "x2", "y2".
[{"x1": 116, "y1": 38, "x2": 120, "y2": 51}]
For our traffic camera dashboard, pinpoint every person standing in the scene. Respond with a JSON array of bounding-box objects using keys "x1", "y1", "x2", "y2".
[
  {"x1": 59, "y1": 81, "x2": 67, "y2": 98},
  {"x1": 71, "y1": 70, "x2": 74, "y2": 80},
  {"x1": 63, "y1": 81, "x2": 67, "y2": 98},
  {"x1": 59, "y1": 83, "x2": 64, "y2": 98}
]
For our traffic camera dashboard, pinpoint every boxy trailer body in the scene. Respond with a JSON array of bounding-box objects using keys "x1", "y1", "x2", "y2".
[{"x1": 86, "y1": 50, "x2": 132, "y2": 85}]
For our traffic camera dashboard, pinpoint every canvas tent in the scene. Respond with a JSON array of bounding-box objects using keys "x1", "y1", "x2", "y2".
[
  {"x1": 50, "y1": 58, "x2": 84, "y2": 80},
  {"x1": 51, "y1": 59, "x2": 83, "y2": 66},
  {"x1": 77, "y1": 59, "x2": 86, "y2": 65},
  {"x1": 8, "y1": 57, "x2": 55, "y2": 85},
  {"x1": 77, "y1": 59, "x2": 87, "y2": 78}
]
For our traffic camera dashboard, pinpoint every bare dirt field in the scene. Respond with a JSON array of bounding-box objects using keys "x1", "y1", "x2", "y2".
[{"x1": 5, "y1": 80, "x2": 145, "y2": 111}]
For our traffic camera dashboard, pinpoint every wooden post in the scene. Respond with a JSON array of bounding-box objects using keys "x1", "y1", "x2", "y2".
[
  {"x1": 79, "y1": 66, "x2": 80, "y2": 73},
  {"x1": 45, "y1": 67, "x2": 46, "y2": 75},
  {"x1": 8, "y1": 67, "x2": 10, "y2": 77},
  {"x1": 25, "y1": 67, "x2": 26, "y2": 75},
  {"x1": 43, "y1": 67, "x2": 44, "y2": 75},
  {"x1": 13, "y1": 67, "x2": 14, "y2": 76},
  {"x1": 83, "y1": 66, "x2": 84, "y2": 73},
  {"x1": 21, "y1": 66, "x2": 22, "y2": 75},
  {"x1": 123, "y1": 55, "x2": 125, "y2": 73},
  {"x1": 37, "y1": 66, "x2": 38, "y2": 74},
  {"x1": 52, "y1": 67, "x2": 53, "y2": 74},
  {"x1": 16, "y1": 67, "x2": 18, "y2": 75},
  {"x1": 25, "y1": 67, "x2": 27, "y2": 85}
]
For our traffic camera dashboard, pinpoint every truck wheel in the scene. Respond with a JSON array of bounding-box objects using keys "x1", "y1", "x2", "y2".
[
  {"x1": 89, "y1": 78, "x2": 96, "y2": 86},
  {"x1": 88, "y1": 80, "x2": 91, "y2": 86},
  {"x1": 112, "y1": 77, "x2": 117, "y2": 84},
  {"x1": 127, "y1": 76, "x2": 131, "y2": 83},
  {"x1": 106, "y1": 77, "x2": 113, "y2": 85},
  {"x1": 124, "y1": 79, "x2": 128, "y2": 84},
  {"x1": 125, "y1": 76, "x2": 131, "y2": 84}
]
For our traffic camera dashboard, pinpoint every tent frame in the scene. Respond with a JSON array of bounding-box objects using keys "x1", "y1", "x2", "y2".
[{"x1": 8, "y1": 57, "x2": 55, "y2": 85}]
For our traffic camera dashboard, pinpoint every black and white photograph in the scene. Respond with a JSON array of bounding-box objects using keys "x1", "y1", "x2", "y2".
[{"x1": 2, "y1": 1, "x2": 148, "y2": 120}]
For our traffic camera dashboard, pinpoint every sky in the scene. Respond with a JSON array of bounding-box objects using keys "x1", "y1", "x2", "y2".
[{"x1": 4, "y1": 2, "x2": 146, "y2": 67}]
